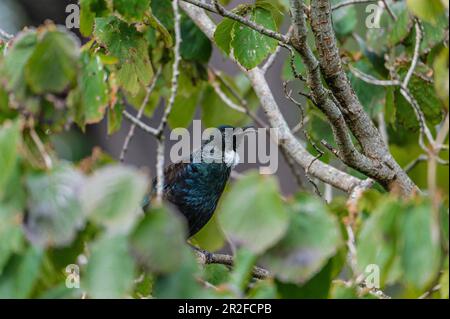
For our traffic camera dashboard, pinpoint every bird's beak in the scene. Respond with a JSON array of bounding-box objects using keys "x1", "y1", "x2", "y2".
[{"x1": 234, "y1": 125, "x2": 256, "y2": 136}]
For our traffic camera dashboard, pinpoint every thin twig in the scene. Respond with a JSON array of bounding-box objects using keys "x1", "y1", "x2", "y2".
[
  {"x1": 262, "y1": 27, "x2": 294, "y2": 74},
  {"x1": 0, "y1": 28, "x2": 13, "y2": 40},
  {"x1": 153, "y1": 0, "x2": 182, "y2": 203},
  {"x1": 404, "y1": 154, "x2": 428, "y2": 173},
  {"x1": 211, "y1": 80, "x2": 247, "y2": 113},
  {"x1": 155, "y1": 139, "x2": 165, "y2": 205},
  {"x1": 403, "y1": 20, "x2": 423, "y2": 88},
  {"x1": 381, "y1": 0, "x2": 397, "y2": 21},
  {"x1": 181, "y1": 0, "x2": 288, "y2": 43},
  {"x1": 418, "y1": 284, "x2": 442, "y2": 299},
  {"x1": 120, "y1": 67, "x2": 162, "y2": 163},
  {"x1": 194, "y1": 248, "x2": 270, "y2": 280},
  {"x1": 30, "y1": 128, "x2": 53, "y2": 170},
  {"x1": 122, "y1": 110, "x2": 159, "y2": 136},
  {"x1": 332, "y1": 0, "x2": 377, "y2": 11},
  {"x1": 210, "y1": 68, "x2": 267, "y2": 128},
  {"x1": 156, "y1": 1, "x2": 182, "y2": 137}
]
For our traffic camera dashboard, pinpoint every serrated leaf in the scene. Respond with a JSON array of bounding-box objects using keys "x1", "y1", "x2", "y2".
[
  {"x1": 94, "y1": 17, "x2": 153, "y2": 95},
  {"x1": 388, "y1": 10, "x2": 413, "y2": 46},
  {"x1": 79, "y1": 0, "x2": 109, "y2": 37},
  {"x1": 231, "y1": 8, "x2": 278, "y2": 70},
  {"x1": 112, "y1": 0, "x2": 150, "y2": 22},
  {"x1": 0, "y1": 31, "x2": 38, "y2": 92},
  {"x1": 25, "y1": 30, "x2": 79, "y2": 94}
]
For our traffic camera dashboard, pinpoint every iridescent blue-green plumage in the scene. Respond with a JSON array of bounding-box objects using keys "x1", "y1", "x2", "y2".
[
  {"x1": 160, "y1": 161, "x2": 231, "y2": 237},
  {"x1": 144, "y1": 125, "x2": 253, "y2": 237}
]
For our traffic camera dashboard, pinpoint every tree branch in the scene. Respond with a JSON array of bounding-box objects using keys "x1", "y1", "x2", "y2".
[
  {"x1": 194, "y1": 249, "x2": 270, "y2": 280},
  {"x1": 180, "y1": 0, "x2": 363, "y2": 193},
  {"x1": 308, "y1": 0, "x2": 418, "y2": 196},
  {"x1": 288, "y1": 1, "x2": 383, "y2": 179}
]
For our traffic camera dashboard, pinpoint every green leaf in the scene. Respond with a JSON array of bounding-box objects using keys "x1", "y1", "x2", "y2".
[
  {"x1": 25, "y1": 29, "x2": 79, "y2": 94},
  {"x1": 79, "y1": 0, "x2": 109, "y2": 37},
  {"x1": 130, "y1": 206, "x2": 188, "y2": 274},
  {"x1": 231, "y1": 8, "x2": 278, "y2": 70},
  {"x1": 203, "y1": 264, "x2": 230, "y2": 286},
  {"x1": 348, "y1": 60, "x2": 385, "y2": 117},
  {"x1": 407, "y1": 75, "x2": 444, "y2": 125},
  {"x1": 330, "y1": 282, "x2": 359, "y2": 299},
  {"x1": 81, "y1": 165, "x2": 148, "y2": 234},
  {"x1": 433, "y1": 47, "x2": 449, "y2": 110},
  {"x1": 399, "y1": 201, "x2": 442, "y2": 291},
  {"x1": 276, "y1": 259, "x2": 333, "y2": 299},
  {"x1": 229, "y1": 249, "x2": 256, "y2": 292},
  {"x1": 201, "y1": 84, "x2": 249, "y2": 128},
  {"x1": 168, "y1": 70, "x2": 201, "y2": 129},
  {"x1": 107, "y1": 102, "x2": 124, "y2": 135},
  {"x1": 113, "y1": 0, "x2": 150, "y2": 22},
  {"x1": 191, "y1": 213, "x2": 226, "y2": 252},
  {"x1": 0, "y1": 205, "x2": 25, "y2": 275},
  {"x1": 440, "y1": 267, "x2": 449, "y2": 299},
  {"x1": 407, "y1": 0, "x2": 445, "y2": 25},
  {"x1": 214, "y1": 18, "x2": 236, "y2": 55},
  {"x1": 84, "y1": 235, "x2": 135, "y2": 298},
  {"x1": 0, "y1": 246, "x2": 43, "y2": 298},
  {"x1": 94, "y1": 17, "x2": 153, "y2": 95},
  {"x1": 247, "y1": 279, "x2": 278, "y2": 299},
  {"x1": 147, "y1": 12, "x2": 173, "y2": 48},
  {"x1": 388, "y1": 10, "x2": 413, "y2": 46},
  {"x1": 0, "y1": 31, "x2": 38, "y2": 92},
  {"x1": 181, "y1": 17, "x2": 212, "y2": 63},
  {"x1": 357, "y1": 200, "x2": 400, "y2": 285},
  {"x1": 69, "y1": 52, "x2": 109, "y2": 125},
  {"x1": 151, "y1": 0, "x2": 173, "y2": 30},
  {"x1": 24, "y1": 164, "x2": 86, "y2": 248},
  {"x1": 153, "y1": 249, "x2": 205, "y2": 298},
  {"x1": 260, "y1": 193, "x2": 342, "y2": 284},
  {"x1": 0, "y1": 120, "x2": 21, "y2": 192},
  {"x1": 394, "y1": 88, "x2": 419, "y2": 131},
  {"x1": 420, "y1": 15, "x2": 449, "y2": 53},
  {"x1": 282, "y1": 52, "x2": 306, "y2": 81},
  {"x1": 332, "y1": 0, "x2": 357, "y2": 36},
  {"x1": 218, "y1": 172, "x2": 289, "y2": 254}
]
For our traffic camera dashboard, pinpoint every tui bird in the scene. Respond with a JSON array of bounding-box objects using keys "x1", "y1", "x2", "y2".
[{"x1": 144, "y1": 125, "x2": 255, "y2": 237}]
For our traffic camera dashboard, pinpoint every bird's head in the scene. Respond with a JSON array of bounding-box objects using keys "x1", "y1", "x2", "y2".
[
  {"x1": 214, "y1": 125, "x2": 256, "y2": 152},
  {"x1": 199, "y1": 125, "x2": 256, "y2": 166}
]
